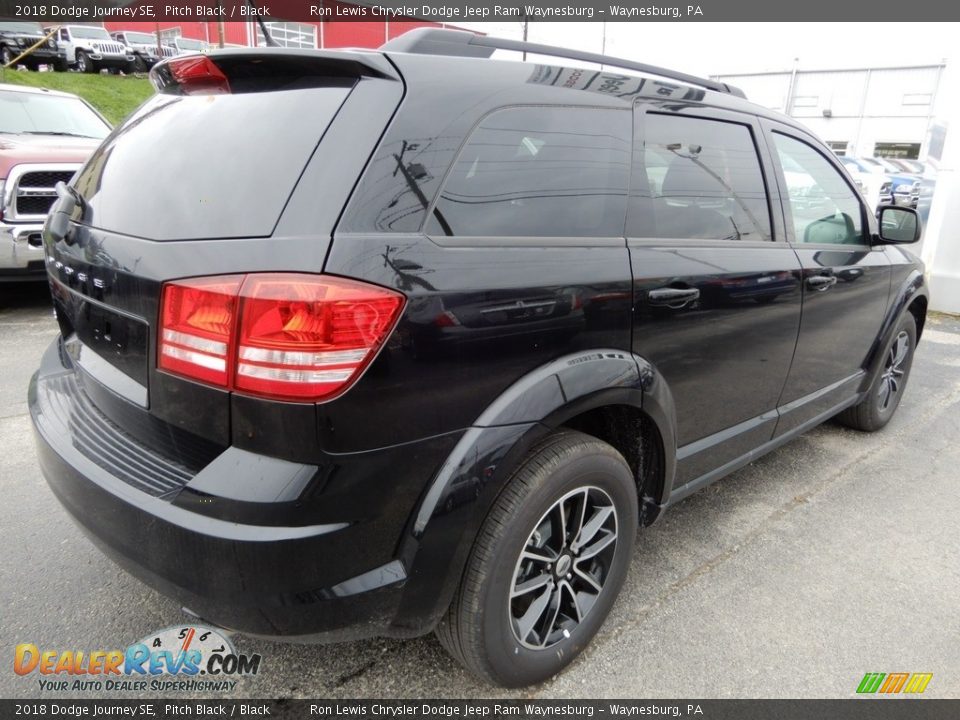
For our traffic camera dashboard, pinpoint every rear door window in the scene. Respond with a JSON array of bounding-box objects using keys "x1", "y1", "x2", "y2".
[
  {"x1": 425, "y1": 106, "x2": 630, "y2": 238},
  {"x1": 73, "y1": 83, "x2": 353, "y2": 241},
  {"x1": 630, "y1": 113, "x2": 771, "y2": 241}
]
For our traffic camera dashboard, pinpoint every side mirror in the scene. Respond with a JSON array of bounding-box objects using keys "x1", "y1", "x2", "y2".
[{"x1": 876, "y1": 205, "x2": 921, "y2": 244}]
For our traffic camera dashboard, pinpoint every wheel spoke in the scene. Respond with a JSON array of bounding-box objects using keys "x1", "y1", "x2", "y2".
[
  {"x1": 538, "y1": 590, "x2": 562, "y2": 647},
  {"x1": 512, "y1": 573, "x2": 552, "y2": 598},
  {"x1": 554, "y1": 500, "x2": 567, "y2": 547},
  {"x1": 892, "y1": 334, "x2": 909, "y2": 367},
  {"x1": 578, "y1": 528, "x2": 616, "y2": 560},
  {"x1": 522, "y1": 547, "x2": 558, "y2": 564},
  {"x1": 572, "y1": 564, "x2": 603, "y2": 593},
  {"x1": 570, "y1": 489, "x2": 589, "y2": 545},
  {"x1": 573, "y1": 504, "x2": 614, "y2": 552},
  {"x1": 560, "y1": 580, "x2": 583, "y2": 622},
  {"x1": 515, "y1": 585, "x2": 552, "y2": 643},
  {"x1": 878, "y1": 378, "x2": 892, "y2": 409}
]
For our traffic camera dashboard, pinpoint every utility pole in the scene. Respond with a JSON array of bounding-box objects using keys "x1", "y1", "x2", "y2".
[
  {"x1": 522, "y1": 17, "x2": 528, "y2": 61},
  {"x1": 600, "y1": 21, "x2": 606, "y2": 70},
  {"x1": 216, "y1": 0, "x2": 225, "y2": 48}
]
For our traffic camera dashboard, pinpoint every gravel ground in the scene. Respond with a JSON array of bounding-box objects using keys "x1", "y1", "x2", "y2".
[{"x1": 1, "y1": 284, "x2": 958, "y2": 699}]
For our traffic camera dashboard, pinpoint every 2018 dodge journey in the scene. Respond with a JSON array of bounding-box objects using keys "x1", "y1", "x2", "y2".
[{"x1": 29, "y1": 29, "x2": 928, "y2": 687}]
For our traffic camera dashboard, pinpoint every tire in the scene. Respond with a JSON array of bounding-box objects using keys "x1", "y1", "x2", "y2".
[
  {"x1": 132, "y1": 55, "x2": 147, "y2": 73},
  {"x1": 1, "y1": 45, "x2": 15, "y2": 67},
  {"x1": 76, "y1": 50, "x2": 93, "y2": 74},
  {"x1": 837, "y1": 313, "x2": 916, "y2": 432},
  {"x1": 54, "y1": 58, "x2": 68, "y2": 72},
  {"x1": 436, "y1": 430, "x2": 638, "y2": 687}
]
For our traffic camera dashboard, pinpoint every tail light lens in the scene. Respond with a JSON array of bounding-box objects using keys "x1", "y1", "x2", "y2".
[
  {"x1": 159, "y1": 275, "x2": 243, "y2": 386},
  {"x1": 159, "y1": 273, "x2": 405, "y2": 402},
  {"x1": 153, "y1": 55, "x2": 230, "y2": 95}
]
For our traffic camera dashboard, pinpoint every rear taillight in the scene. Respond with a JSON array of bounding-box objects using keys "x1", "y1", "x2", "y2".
[
  {"x1": 159, "y1": 274, "x2": 405, "y2": 402},
  {"x1": 154, "y1": 55, "x2": 230, "y2": 95},
  {"x1": 159, "y1": 275, "x2": 242, "y2": 386}
]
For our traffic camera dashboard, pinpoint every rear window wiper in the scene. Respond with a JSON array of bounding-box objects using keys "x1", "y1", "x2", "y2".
[{"x1": 47, "y1": 182, "x2": 88, "y2": 245}]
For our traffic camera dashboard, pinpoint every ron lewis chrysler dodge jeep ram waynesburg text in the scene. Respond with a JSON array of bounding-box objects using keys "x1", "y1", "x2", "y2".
[{"x1": 30, "y1": 29, "x2": 928, "y2": 687}]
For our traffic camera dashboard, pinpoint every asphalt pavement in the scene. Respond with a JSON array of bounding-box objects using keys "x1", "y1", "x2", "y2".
[{"x1": 1, "y1": 283, "x2": 958, "y2": 699}]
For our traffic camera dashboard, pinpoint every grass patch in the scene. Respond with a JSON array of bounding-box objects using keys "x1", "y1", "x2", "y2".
[{"x1": 0, "y1": 69, "x2": 154, "y2": 125}]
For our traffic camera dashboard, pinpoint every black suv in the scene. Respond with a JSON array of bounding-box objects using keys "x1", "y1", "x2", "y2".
[
  {"x1": 0, "y1": 20, "x2": 65, "y2": 70},
  {"x1": 30, "y1": 29, "x2": 927, "y2": 687}
]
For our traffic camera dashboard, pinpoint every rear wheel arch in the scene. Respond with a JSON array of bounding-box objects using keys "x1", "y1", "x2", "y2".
[
  {"x1": 393, "y1": 351, "x2": 678, "y2": 635},
  {"x1": 548, "y1": 401, "x2": 666, "y2": 527}
]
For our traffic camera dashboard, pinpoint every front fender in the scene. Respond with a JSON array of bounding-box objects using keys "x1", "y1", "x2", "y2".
[
  {"x1": 860, "y1": 268, "x2": 928, "y2": 393},
  {"x1": 389, "y1": 348, "x2": 678, "y2": 637}
]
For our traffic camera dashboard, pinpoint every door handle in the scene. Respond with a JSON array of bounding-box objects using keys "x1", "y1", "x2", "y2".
[
  {"x1": 806, "y1": 275, "x2": 838, "y2": 291},
  {"x1": 648, "y1": 287, "x2": 700, "y2": 307}
]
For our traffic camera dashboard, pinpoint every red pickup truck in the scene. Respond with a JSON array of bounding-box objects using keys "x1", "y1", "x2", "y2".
[{"x1": 1, "y1": 83, "x2": 109, "y2": 281}]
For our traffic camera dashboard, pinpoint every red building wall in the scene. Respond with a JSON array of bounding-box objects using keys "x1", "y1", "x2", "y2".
[{"x1": 102, "y1": 16, "x2": 457, "y2": 51}]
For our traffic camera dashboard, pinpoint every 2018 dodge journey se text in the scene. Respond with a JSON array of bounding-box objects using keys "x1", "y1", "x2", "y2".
[{"x1": 29, "y1": 29, "x2": 928, "y2": 687}]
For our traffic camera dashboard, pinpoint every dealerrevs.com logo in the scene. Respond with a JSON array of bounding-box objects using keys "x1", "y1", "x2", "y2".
[{"x1": 14, "y1": 625, "x2": 262, "y2": 693}]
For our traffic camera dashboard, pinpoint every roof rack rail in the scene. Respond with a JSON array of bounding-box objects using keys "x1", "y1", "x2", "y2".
[{"x1": 380, "y1": 28, "x2": 746, "y2": 99}]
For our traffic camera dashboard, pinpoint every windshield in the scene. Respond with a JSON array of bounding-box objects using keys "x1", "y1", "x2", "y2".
[
  {"x1": 0, "y1": 21, "x2": 43, "y2": 33},
  {"x1": 0, "y1": 90, "x2": 110, "y2": 138},
  {"x1": 72, "y1": 85, "x2": 351, "y2": 240},
  {"x1": 69, "y1": 26, "x2": 111, "y2": 40},
  {"x1": 122, "y1": 31, "x2": 157, "y2": 45},
  {"x1": 175, "y1": 38, "x2": 206, "y2": 51}
]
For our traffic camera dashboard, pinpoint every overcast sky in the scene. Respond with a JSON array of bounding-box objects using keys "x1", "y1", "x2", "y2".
[{"x1": 456, "y1": 22, "x2": 956, "y2": 77}]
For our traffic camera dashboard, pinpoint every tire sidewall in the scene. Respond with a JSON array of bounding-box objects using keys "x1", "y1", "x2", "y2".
[{"x1": 477, "y1": 446, "x2": 637, "y2": 686}]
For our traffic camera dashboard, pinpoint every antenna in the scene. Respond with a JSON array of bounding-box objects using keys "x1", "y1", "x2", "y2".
[{"x1": 247, "y1": 0, "x2": 278, "y2": 47}]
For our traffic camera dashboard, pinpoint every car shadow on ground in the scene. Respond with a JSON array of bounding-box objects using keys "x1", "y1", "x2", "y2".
[{"x1": 0, "y1": 282, "x2": 51, "y2": 311}]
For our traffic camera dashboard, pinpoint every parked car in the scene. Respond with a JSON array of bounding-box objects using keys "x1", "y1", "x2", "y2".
[
  {"x1": 163, "y1": 36, "x2": 211, "y2": 56},
  {"x1": 30, "y1": 30, "x2": 928, "y2": 688},
  {"x1": 0, "y1": 20, "x2": 66, "y2": 70},
  {"x1": 0, "y1": 83, "x2": 109, "y2": 280},
  {"x1": 110, "y1": 30, "x2": 175, "y2": 72},
  {"x1": 836, "y1": 155, "x2": 888, "y2": 210},
  {"x1": 54, "y1": 24, "x2": 134, "y2": 73},
  {"x1": 850, "y1": 156, "x2": 918, "y2": 209}
]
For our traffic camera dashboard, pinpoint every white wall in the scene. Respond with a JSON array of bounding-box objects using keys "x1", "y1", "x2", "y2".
[
  {"x1": 920, "y1": 61, "x2": 960, "y2": 314},
  {"x1": 716, "y1": 65, "x2": 944, "y2": 159}
]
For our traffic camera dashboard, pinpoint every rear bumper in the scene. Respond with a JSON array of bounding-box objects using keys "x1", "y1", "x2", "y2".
[
  {"x1": 29, "y1": 337, "x2": 461, "y2": 641},
  {"x1": 0, "y1": 222, "x2": 46, "y2": 279}
]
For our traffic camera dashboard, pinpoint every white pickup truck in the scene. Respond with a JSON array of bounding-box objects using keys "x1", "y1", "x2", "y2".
[{"x1": 54, "y1": 25, "x2": 135, "y2": 73}]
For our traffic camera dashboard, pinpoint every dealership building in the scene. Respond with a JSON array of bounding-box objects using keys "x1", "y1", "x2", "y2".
[
  {"x1": 101, "y1": 15, "x2": 454, "y2": 51},
  {"x1": 712, "y1": 64, "x2": 947, "y2": 162}
]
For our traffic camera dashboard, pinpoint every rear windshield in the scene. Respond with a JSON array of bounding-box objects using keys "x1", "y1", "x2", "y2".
[{"x1": 73, "y1": 85, "x2": 352, "y2": 240}]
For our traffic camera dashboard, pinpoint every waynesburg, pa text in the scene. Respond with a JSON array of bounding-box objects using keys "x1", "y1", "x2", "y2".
[
  {"x1": 307, "y1": 705, "x2": 703, "y2": 717},
  {"x1": 306, "y1": 4, "x2": 703, "y2": 18}
]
